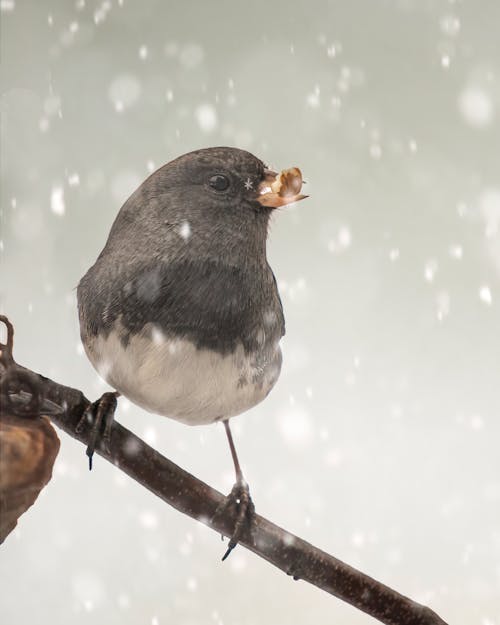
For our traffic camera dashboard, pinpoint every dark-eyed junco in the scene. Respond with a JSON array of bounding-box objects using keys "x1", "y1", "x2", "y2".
[{"x1": 77, "y1": 146, "x2": 307, "y2": 556}]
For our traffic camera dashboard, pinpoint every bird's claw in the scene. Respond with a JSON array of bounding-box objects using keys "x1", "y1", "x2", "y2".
[
  {"x1": 76, "y1": 391, "x2": 118, "y2": 470},
  {"x1": 216, "y1": 481, "x2": 255, "y2": 561}
]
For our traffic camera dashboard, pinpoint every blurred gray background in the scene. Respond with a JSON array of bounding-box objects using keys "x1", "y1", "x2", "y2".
[{"x1": 1, "y1": 1, "x2": 499, "y2": 624}]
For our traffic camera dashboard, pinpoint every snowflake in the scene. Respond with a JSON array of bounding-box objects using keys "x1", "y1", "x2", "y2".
[{"x1": 244, "y1": 178, "x2": 253, "y2": 190}]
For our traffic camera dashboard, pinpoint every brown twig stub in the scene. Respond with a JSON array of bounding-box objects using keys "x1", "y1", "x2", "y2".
[
  {"x1": 0, "y1": 315, "x2": 449, "y2": 625},
  {"x1": 0, "y1": 314, "x2": 15, "y2": 367}
]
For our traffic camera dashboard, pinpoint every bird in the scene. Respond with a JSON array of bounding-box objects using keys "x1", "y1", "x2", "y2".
[{"x1": 77, "y1": 146, "x2": 307, "y2": 557}]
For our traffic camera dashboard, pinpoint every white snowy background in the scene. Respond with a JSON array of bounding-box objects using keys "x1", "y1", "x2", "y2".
[{"x1": 1, "y1": 1, "x2": 499, "y2": 624}]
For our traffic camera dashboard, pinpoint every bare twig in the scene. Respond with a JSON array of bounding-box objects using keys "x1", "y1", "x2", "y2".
[{"x1": 0, "y1": 315, "x2": 448, "y2": 625}]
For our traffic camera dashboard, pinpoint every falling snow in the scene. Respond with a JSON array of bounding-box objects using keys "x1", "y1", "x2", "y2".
[
  {"x1": 327, "y1": 225, "x2": 352, "y2": 254},
  {"x1": 139, "y1": 511, "x2": 159, "y2": 530},
  {"x1": 424, "y1": 259, "x2": 438, "y2": 283},
  {"x1": 1, "y1": 3, "x2": 499, "y2": 625},
  {"x1": 458, "y1": 86, "x2": 494, "y2": 127},
  {"x1": 278, "y1": 406, "x2": 313, "y2": 450},
  {"x1": 195, "y1": 103, "x2": 217, "y2": 132},
  {"x1": 0, "y1": 0, "x2": 15, "y2": 12},
  {"x1": 178, "y1": 220, "x2": 192, "y2": 240},
  {"x1": 479, "y1": 285, "x2": 492, "y2": 305},
  {"x1": 389, "y1": 248, "x2": 400, "y2": 261},
  {"x1": 50, "y1": 186, "x2": 65, "y2": 216},
  {"x1": 449, "y1": 244, "x2": 463, "y2": 259},
  {"x1": 67, "y1": 172, "x2": 80, "y2": 186},
  {"x1": 306, "y1": 85, "x2": 321, "y2": 108},
  {"x1": 440, "y1": 14, "x2": 461, "y2": 37}
]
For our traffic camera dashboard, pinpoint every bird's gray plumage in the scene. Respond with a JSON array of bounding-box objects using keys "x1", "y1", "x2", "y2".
[
  {"x1": 77, "y1": 147, "x2": 286, "y2": 424},
  {"x1": 78, "y1": 147, "x2": 285, "y2": 354}
]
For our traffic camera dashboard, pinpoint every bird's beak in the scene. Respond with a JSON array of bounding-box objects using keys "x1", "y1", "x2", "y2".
[{"x1": 257, "y1": 167, "x2": 308, "y2": 208}]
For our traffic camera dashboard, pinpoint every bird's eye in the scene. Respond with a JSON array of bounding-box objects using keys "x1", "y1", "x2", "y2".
[{"x1": 208, "y1": 174, "x2": 230, "y2": 192}]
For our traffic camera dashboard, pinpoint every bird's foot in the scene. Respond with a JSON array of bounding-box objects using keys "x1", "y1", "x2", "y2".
[
  {"x1": 76, "y1": 391, "x2": 119, "y2": 470},
  {"x1": 216, "y1": 480, "x2": 255, "y2": 561}
]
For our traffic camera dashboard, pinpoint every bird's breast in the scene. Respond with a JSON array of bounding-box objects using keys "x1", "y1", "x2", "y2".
[{"x1": 82, "y1": 322, "x2": 282, "y2": 425}]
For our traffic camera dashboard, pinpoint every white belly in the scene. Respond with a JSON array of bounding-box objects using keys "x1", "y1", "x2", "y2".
[{"x1": 83, "y1": 323, "x2": 282, "y2": 425}]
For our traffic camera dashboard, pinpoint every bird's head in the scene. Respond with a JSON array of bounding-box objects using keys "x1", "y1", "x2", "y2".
[
  {"x1": 109, "y1": 146, "x2": 308, "y2": 262},
  {"x1": 163, "y1": 146, "x2": 307, "y2": 214}
]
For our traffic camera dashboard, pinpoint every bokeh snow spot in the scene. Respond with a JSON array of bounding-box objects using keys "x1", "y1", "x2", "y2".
[
  {"x1": 458, "y1": 86, "x2": 494, "y2": 127},
  {"x1": 328, "y1": 225, "x2": 352, "y2": 254},
  {"x1": 470, "y1": 414, "x2": 484, "y2": 430},
  {"x1": 441, "y1": 55, "x2": 451, "y2": 69},
  {"x1": 229, "y1": 552, "x2": 247, "y2": 573},
  {"x1": 142, "y1": 426, "x2": 157, "y2": 445},
  {"x1": 151, "y1": 325, "x2": 165, "y2": 345},
  {"x1": 479, "y1": 285, "x2": 492, "y2": 305},
  {"x1": 139, "y1": 510, "x2": 159, "y2": 530},
  {"x1": 448, "y1": 244, "x2": 463, "y2": 259},
  {"x1": 124, "y1": 436, "x2": 141, "y2": 457},
  {"x1": 306, "y1": 85, "x2": 320, "y2": 108},
  {"x1": 51, "y1": 185, "x2": 65, "y2": 216},
  {"x1": 0, "y1": 0, "x2": 15, "y2": 12},
  {"x1": 195, "y1": 104, "x2": 217, "y2": 132},
  {"x1": 389, "y1": 248, "x2": 400, "y2": 262},
  {"x1": 94, "y1": 0, "x2": 112, "y2": 24},
  {"x1": 440, "y1": 14, "x2": 461, "y2": 37},
  {"x1": 327, "y1": 44, "x2": 338, "y2": 58},
  {"x1": 178, "y1": 220, "x2": 191, "y2": 240},
  {"x1": 424, "y1": 259, "x2": 438, "y2": 283},
  {"x1": 120, "y1": 397, "x2": 131, "y2": 413},
  {"x1": 68, "y1": 172, "x2": 80, "y2": 186},
  {"x1": 277, "y1": 407, "x2": 313, "y2": 450}
]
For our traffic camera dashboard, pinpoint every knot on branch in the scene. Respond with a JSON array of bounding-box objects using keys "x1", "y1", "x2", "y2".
[{"x1": 1, "y1": 315, "x2": 46, "y2": 419}]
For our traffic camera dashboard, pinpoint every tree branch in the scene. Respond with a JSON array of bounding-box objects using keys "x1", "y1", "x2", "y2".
[{"x1": 0, "y1": 315, "x2": 448, "y2": 625}]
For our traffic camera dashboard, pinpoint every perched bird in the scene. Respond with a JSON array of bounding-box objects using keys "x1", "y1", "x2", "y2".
[{"x1": 77, "y1": 147, "x2": 307, "y2": 556}]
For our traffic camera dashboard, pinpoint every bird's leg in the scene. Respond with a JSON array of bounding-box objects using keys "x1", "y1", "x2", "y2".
[
  {"x1": 76, "y1": 391, "x2": 119, "y2": 470},
  {"x1": 224, "y1": 418, "x2": 244, "y2": 484},
  {"x1": 219, "y1": 419, "x2": 255, "y2": 561}
]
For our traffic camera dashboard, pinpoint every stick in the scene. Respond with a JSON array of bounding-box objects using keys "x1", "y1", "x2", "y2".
[{"x1": 0, "y1": 315, "x2": 448, "y2": 625}]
